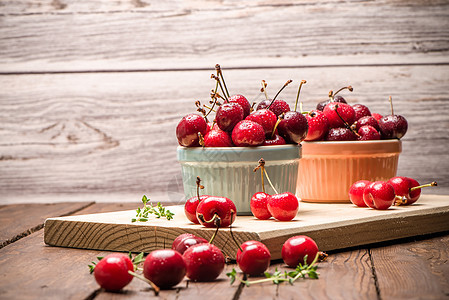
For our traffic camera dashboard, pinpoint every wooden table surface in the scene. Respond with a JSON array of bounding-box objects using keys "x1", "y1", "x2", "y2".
[{"x1": 1, "y1": 0, "x2": 449, "y2": 299}]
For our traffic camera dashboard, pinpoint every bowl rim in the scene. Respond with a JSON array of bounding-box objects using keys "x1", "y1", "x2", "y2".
[{"x1": 302, "y1": 139, "x2": 402, "y2": 155}]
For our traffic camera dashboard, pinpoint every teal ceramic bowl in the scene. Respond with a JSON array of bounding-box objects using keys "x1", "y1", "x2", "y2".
[{"x1": 177, "y1": 145, "x2": 301, "y2": 215}]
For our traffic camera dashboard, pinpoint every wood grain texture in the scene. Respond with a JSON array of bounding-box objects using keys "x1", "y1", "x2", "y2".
[
  {"x1": 0, "y1": 0, "x2": 448, "y2": 72},
  {"x1": 1, "y1": 66, "x2": 448, "y2": 203},
  {"x1": 0, "y1": 201, "x2": 93, "y2": 248},
  {"x1": 43, "y1": 195, "x2": 449, "y2": 260},
  {"x1": 371, "y1": 234, "x2": 449, "y2": 300}
]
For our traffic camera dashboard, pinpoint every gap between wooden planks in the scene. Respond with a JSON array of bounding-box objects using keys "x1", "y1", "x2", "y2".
[{"x1": 44, "y1": 194, "x2": 449, "y2": 260}]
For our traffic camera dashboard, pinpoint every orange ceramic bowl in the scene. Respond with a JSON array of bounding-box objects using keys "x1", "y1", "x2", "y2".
[{"x1": 297, "y1": 140, "x2": 401, "y2": 203}]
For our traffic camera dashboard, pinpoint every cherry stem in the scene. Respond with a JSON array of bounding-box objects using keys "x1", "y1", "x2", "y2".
[
  {"x1": 212, "y1": 74, "x2": 228, "y2": 102},
  {"x1": 270, "y1": 114, "x2": 284, "y2": 139},
  {"x1": 203, "y1": 104, "x2": 216, "y2": 112},
  {"x1": 267, "y1": 80, "x2": 293, "y2": 109},
  {"x1": 204, "y1": 83, "x2": 220, "y2": 118},
  {"x1": 261, "y1": 80, "x2": 269, "y2": 100},
  {"x1": 229, "y1": 214, "x2": 243, "y2": 252},
  {"x1": 196, "y1": 176, "x2": 204, "y2": 202},
  {"x1": 388, "y1": 96, "x2": 394, "y2": 115},
  {"x1": 333, "y1": 85, "x2": 353, "y2": 98},
  {"x1": 216, "y1": 64, "x2": 230, "y2": 98},
  {"x1": 198, "y1": 132, "x2": 205, "y2": 147},
  {"x1": 410, "y1": 181, "x2": 437, "y2": 192},
  {"x1": 128, "y1": 270, "x2": 160, "y2": 296},
  {"x1": 294, "y1": 80, "x2": 306, "y2": 112},
  {"x1": 333, "y1": 104, "x2": 360, "y2": 137},
  {"x1": 328, "y1": 90, "x2": 334, "y2": 101},
  {"x1": 255, "y1": 158, "x2": 278, "y2": 194}
]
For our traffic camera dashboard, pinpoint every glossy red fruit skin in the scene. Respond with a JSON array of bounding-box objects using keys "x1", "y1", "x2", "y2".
[
  {"x1": 278, "y1": 111, "x2": 309, "y2": 144},
  {"x1": 176, "y1": 114, "x2": 208, "y2": 147},
  {"x1": 143, "y1": 249, "x2": 186, "y2": 289},
  {"x1": 378, "y1": 115, "x2": 408, "y2": 139},
  {"x1": 358, "y1": 125, "x2": 381, "y2": 140},
  {"x1": 349, "y1": 180, "x2": 372, "y2": 207},
  {"x1": 236, "y1": 241, "x2": 271, "y2": 276},
  {"x1": 316, "y1": 95, "x2": 347, "y2": 111},
  {"x1": 250, "y1": 192, "x2": 272, "y2": 220},
  {"x1": 94, "y1": 253, "x2": 134, "y2": 291},
  {"x1": 183, "y1": 243, "x2": 225, "y2": 282},
  {"x1": 203, "y1": 129, "x2": 233, "y2": 147},
  {"x1": 388, "y1": 176, "x2": 421, "y2": 205},
  {"x1": 356, "y1": 116, "x2": 380, "y2": 131},
  {"x1": 196, "y1": 196, "x2": 237, "y2": 228},
  {"x1": 231, "y1": 120, "x2": 266, "y2": 147},
  {"x1": 305, "y1": 110, "x2": 329, "y2": 141},
  {"x1": 353, "y1": 104, "x2": 372, "y2": 120},
  {"x1": 282, "y1": 235, "x2": 318, "y2": 267},
  {"x1": 267, "y1": 192, "x2": 299, "y2": 221},
  {"x1": 184, "y1": 195, "x2": 210, "y2": 224},
  {"x1": 263, "y1": 134, "x2": 286, "y2": 146},
  {"x1": 216, "y1": 102, "x2": 244, "y2": 132},
  {"x1": 407, "y1": 177, "x2": 422, "y2": 204},
  {"x1": 372, "y1": 113, "x2": 383, "y2": 121},
  {"x1": 172, "y1": 234, "x2": 208, "y2": 254},
  {"x1": 229, "y1": 94, "x2": 251, "y2": 118},
  {"x1": 326, "y1": 127, "x2": 357, "y2": 141},
  {"x1": 245, "y1": 109, "x2": 277, "y2": 136},
  {"x1": 363, "y1": 181, "x2": 395, "y2": 210},
  {"x1": 257, "y1": 99, "x2": 290, "y2": 117},
  {"x1": 323, "y1": 102, "x2": 356, "y2": 128}
]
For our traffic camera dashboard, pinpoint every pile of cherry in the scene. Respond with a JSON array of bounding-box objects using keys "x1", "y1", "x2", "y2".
[
  {"x1": 176, "y1": 64, "x2": 409, "y2": 148},
  {"x1": 92, "y1": 233, "x2": 321, "y2": 293},
  {"x1": 349, "y1": 176, "x2": 437, "y2": 210}
]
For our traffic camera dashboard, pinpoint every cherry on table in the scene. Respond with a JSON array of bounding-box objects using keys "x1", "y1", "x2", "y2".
[
  {"x1": 231, "y1": 120, "x2": 266, "y2": 147},
  {"x1": 143, "y1": 249, "x2": 186, "y2": 289},
  {"x1": 250, "y1": 192, "x2": 272, "y2": 220},
  {"x1": 176, "y1": 113, "x2": 208, "y2": 147},
  {"x1": 282, "y1": 235, "x2": 319, "y2": 267},
  {"x1": 172, "y1": 233, "x2": 208, "y2": 254},
  {"x1": 305, "y1": 110, "x2": 329, "y2": 141},
  {"x1": 229, "y1": 94, "x2": 251, "y2": 118},
  {"x1": 236, "y1": 241, "x2": 271, "y2": 276},
  {"x1": 183, "y1": 243, "x2": 225, "y2": 282},
  {"x1": 363, "y1": 181, "x2": 396, "y2": 210},
  {"x1": 216, "y1": 102, "x2": 244, "y2": 132},
  {"x1": 267, "y1": 192, "x2": 299, "y2": 221},
  {"x1": 196, "y1": 196, "x2": 237, "y2": 228},
  {"x1": 93, "y1": 253, "x2": 134, "y2": 291},
  {"x1": 349, "y1": 180, "x2": 372, "y2": 207}
]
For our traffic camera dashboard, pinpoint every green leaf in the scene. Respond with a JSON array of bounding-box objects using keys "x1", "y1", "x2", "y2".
[
  {"x1": 88, "y1": 264, "x2": 95, "y2": 274},
  {"x1": 96, "y1": 256, "x2": 104, "y2": 261},
  {"x1": 226, "y1": 268, "x2": 237, "y2": 285}
]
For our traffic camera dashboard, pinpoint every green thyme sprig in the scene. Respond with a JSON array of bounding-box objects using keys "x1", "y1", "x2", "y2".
[
  {"x1": 132, "y1": 195, "x2": 174, "y2": 222},
  {"x1": 226, "y1": 253, "x2": 319, "y2": 286}
]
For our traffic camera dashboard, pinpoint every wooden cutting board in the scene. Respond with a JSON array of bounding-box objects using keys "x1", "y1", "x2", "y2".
[{"x1": 44, "y1": 194, "x2": 449, "y2": 260}]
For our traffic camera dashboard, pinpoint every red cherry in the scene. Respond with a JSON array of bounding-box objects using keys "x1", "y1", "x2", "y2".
[
  {"x1": 372, "y1": 113, "x2": 383, "y2": 121},
  {"x1": 267, "y1": 192, "x2": 299, "y2": 221},
  {"x1": 143, "y1": 249, "x2": 186, "y2": 289},
  {"x1": 352, "y1": 104, "x2": 372, "y2": 120},
  {"x1": 94, "y1": 253, "x2": 134, "y2": 291},
  {"x1": 349, "y1": 180, "x2": 372, "y2": 207},
  {"x1": 356, "y1": 116, "x2": 380, "y2": 131},
  {"x1": 379, "y1": 115, "x2": 408, "y2": 139},
  {"x1": 176, "y1": 114, "x2": 208, "y2": 147},
  {"x1": 388, "y1": 177, "x2": 436, "y2": 205},
  {"x1": 184, "y1": 195, "x2": 209, "y2": 224},
  {"x1": 363, "y1": 181, "x2": 395, "y2": 210},
  {"x1": 326, "y1": 127, "x2": 357, "y2": 141},
  {"x1": 231, "y1": 120, "x2": 265, "y2": 147},
  {"x1": 250, "y1": 192, "x2": 272, "y2": 220},
  {"x1": 263, "y1": 133, "x2": 286, "y2": 146},
  {"x1": 245, "y1": 109, "x2": 277, "y2": 136},
  {"x1": 277, "y1": 111, "x2": 309, "y2": 144},
  {"x1": 229, "y1": 94, "x2": 251, "y2": 118},
  {"x1": 183, "y1": 243, "x2": 225, "y2": 282},
  {"x1": 358, "y1": 125, "x2": 381, "y2": 140},
  {"x1": 203, "y1": 129, "x2": 233, "y2": 147},
  {"x1": 323, "y1": 102, "x2": 356, "y2": 128},
  {"x1": 257, "y1": 99, "x2": 290, "y2": 117},
  {"x1": 196, "y1": 196, "x2": 237, "y2": 228},
  {"x1": 215, "y1": 102, "x2": 244, "y2": 132},
  {"x1": 236, "y1": 241, "x2": 271, "y2": 276},
  {"x1": 305, "y1": 110, "x2": 329, "y2": 141},
  {"x1": 316, "y1": 95, "x2": 347, "y2": 111},
  {"x1": 282, "y1": 235, "x2": 318, "y2": 267},
  {"x1": 172, "y1": 234, "x2": 208, "y2": 254}
]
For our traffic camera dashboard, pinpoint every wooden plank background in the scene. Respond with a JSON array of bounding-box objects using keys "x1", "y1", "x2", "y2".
[{"x1": 1, "y1": 0, "x2": 448, "y2": 204}]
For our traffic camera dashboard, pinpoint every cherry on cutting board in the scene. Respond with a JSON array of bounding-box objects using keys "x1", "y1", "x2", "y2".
[
  {"x1": 267, "y1": 192, "x2": 299, "y2": 221},
  {"x1": 363, "y1": 181, "x2": 396, "y2": 210},
  {"x1": 172, "y1": 233, "x2": 208, "y2": 254},
  {"x1": 250, "y1": 192, "x2": 272, "y2": 220},
  {"x1": 184, "y1": 176, "x2": 209, "y2": 224},
  {"x1": 176, "y1": 113, "x2": 208, "y2": 147},
  {"x1": 282, "y1": 235, "x2": 319, "y2": 267},
  {"x1": 93, "y1": 253, "x2": 134, "y2": 291},
  {"x1": 143, "y1": 249, "x2": 186, "y2": 289},
  {"x1": 348, "y1": 180, "x2": 372, "y2": 207},
  {"x1": 196, "y1": 196, "x2": 237, "y2": 228},
  {"x1": 388, "y1": 176, "x2": 437, "y2": 205},
  {"x1": 236, "y1": 241, "x2": 271, "y2": 276},
  {"x1": 183, "y1": 243, "x2": 225, "y2": 282}
]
